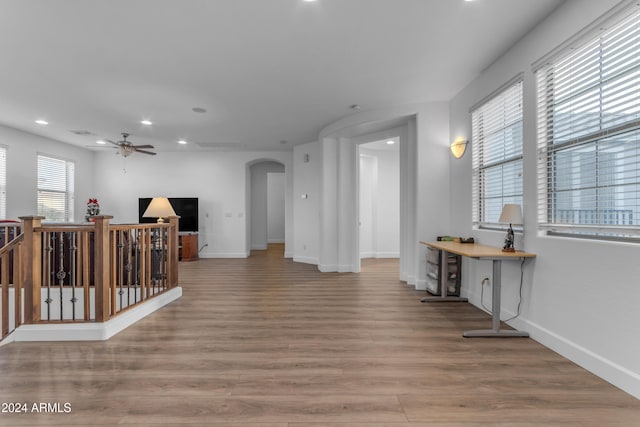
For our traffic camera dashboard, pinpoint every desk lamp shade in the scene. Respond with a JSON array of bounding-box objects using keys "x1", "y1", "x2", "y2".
[
  {"x1": 142, "y1": 197, "x2": 176, "y2": 223},
  {"x1": 499, "y1": 204, "x2": 522, "y2": 252}
]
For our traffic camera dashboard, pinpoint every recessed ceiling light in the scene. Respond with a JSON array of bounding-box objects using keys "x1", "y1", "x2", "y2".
[
  {"x1": 140, "y1": 120, "x2": 153, "y2": 126},
  {"x1": 303, "y1": 0, "x2": 317, "y2": 2},
  {"x1": 96, "y1": 140, "x2": 107, "y2": 145},
  {"x1": 35, "y1": 119, "x2": 48, "y2": 125},
  {"x1": 386, "y1": 140, "x2": 396, "y2": 145},
  {"x1": 350, "y1": 104, "x2": 361, "y2": 110},
  {"x1": 178, "y1": 140, "x2": 188, "y2": 145}
]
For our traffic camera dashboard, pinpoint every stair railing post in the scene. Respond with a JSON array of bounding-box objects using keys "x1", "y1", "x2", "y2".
[
  {"x1": 167, "y1": 216, "x2": 180, "y2": 287},
  {"x1": 93, "y1": 215, "x2": 113, "y2": 322},
  {"x1": 19, "y1": 216, "x2": 44, "y2": 324}
]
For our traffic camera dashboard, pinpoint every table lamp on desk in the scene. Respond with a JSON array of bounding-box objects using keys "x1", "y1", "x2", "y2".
[{"x1": 499, "y1": 203, "x2": 523, "y2": 252}]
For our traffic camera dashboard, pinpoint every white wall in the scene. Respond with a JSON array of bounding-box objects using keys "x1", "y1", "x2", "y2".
[
  {"x1": 92, "y1": 150, "x2": 292, "y2": 258},
  {"x1": 359, "y1": 154, "x2": 376, "y2": 257},
  {"x1": 292, "y1": 141, "x2": 321, "y2": 265},
  {"x1": 1, "y1": 124, "x2": 94, "y2": 220},
  {"x1": 449, "y1": 0, "x2": 640, "y2": 399},
  {"x1": 302, "y1": 101, "x2": 449, "y2": 283}
]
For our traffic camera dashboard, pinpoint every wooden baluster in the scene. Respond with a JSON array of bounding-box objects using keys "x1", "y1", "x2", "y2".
[
  {"x1": 93, "y1": 215, "x2": 112, "y2": 322},
  {"x1": 14, "y1": 241, "x2": 22, "y2": 333},
  {"x1": 81, "y1": 231, "x2": 90, "y2": 321},
  {"x1": 19, "y1": 216, "x2": 43, "y2": 324}
]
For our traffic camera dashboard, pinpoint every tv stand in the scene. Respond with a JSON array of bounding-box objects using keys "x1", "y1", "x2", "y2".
[{"x1": 179, "y1": 234, "x2": 199, "y2": 261}]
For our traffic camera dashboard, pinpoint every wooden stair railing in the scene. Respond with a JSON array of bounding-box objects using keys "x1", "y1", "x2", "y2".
[
  {"x1": 0, "y1": 215, "x2": 179, "y2": 342},
  {"x1": 0, "y1": 232, "x2": 24, "y2": 340}
]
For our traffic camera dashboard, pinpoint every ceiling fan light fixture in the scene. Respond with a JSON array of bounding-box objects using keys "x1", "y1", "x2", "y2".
[{"x1": 119, "y1": 145, "x2": 135, "y2": 157}]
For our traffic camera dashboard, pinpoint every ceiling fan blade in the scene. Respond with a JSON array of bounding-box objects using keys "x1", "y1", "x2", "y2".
[
  {"x1": 132, "y1": 144, "x2": 154, "y2": 149},
  {"x1": 104, "y1": 139, "x2": 119, "y2": 146},
  {"x1": 134, "y1": 149, "x2": 157, "y2": 155}
]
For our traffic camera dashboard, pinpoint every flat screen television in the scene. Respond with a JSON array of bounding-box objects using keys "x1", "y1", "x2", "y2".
[{"x1": 138, "y1": 197, "x2": 199, "y2": 233}]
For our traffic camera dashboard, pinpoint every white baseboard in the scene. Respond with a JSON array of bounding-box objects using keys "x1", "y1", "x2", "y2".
[
  {"x1": 293, "y1": 256, "x2": 319, "y2": 265},
  {"x1": 251, "y1": 244, "x2": 268, "y2": 250},
  {"x1": 414, "y1": 278, "x2": 427, "y2": 291},
  {"x1": 360, "y1": 252, "x2": 400, "y2": 259},
  {"x1": 463, "y1": 287, "x2": 640, "y2": 400},
  {"x1": 4, "y1": 287, "x2": 182, "y2": 343},
  {"x1": 510, "y1": 315, "x2": 640, "y2": 400},
  {"x1": 318, "y1": 263, "x2": 338, "y2": 272},
  {"x1": 200, "y1": 251, "x2": 250, "y2": 258}
]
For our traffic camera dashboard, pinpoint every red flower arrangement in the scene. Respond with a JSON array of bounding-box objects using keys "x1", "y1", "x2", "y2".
[{"x1": 85, "y1": 198, "x2": 100, "y2": 222}]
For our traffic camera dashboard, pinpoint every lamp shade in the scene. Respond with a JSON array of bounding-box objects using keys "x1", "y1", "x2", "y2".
[
  {"x1": 143, "y1": 197, "x2": 176, "y2": 221},
  {"x1": 450, "y1": 138, "x2": 468, "y2": 159},
  {"x1": 498, "y1": 204, "x2": 523, "y2": 225}
]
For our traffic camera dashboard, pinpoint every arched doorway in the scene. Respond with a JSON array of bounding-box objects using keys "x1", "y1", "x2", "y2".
[{"x1": 248, "y1": 160, "x2": 285, "y2": 254}]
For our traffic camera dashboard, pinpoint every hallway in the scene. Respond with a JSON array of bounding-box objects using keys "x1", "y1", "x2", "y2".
[{"x1": 0, "y1": 247, "x2": 638, "y2": 425}]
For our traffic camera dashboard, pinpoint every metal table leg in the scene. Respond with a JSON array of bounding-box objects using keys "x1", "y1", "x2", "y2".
[{"x1": 463, "y1": 259, "x2": 529, "y2": 338}]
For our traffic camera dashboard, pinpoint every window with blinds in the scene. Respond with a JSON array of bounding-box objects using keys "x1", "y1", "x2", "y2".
[
  {"x1": 0, "y1": 147, "x2": 6, "y2": 219},
  {"x1": 37, "y1": 154, "x2": 75, "y2": 222},
  {"x1": 472, "y1": 79, "x2": 523, "y2": 228},
  {"x1": 536, "y1": 5, "x2": 640, "y2": 239}
]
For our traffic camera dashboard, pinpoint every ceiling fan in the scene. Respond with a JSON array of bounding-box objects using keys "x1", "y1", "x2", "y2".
[{"x1": 105, "y1": 133, "x2": 156, "y2": 157}]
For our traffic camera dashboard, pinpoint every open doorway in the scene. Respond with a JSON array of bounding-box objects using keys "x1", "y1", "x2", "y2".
[
  {"x1": 358, "y1": 137, "x2": 400, "y2": 267},
  {"x1": 249, "y1": 160, "x2": 285, "y2": 255}
]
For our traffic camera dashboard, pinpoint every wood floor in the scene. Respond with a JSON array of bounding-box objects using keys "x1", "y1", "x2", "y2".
[{"x1": 0, "y1": 244, "x2": 638, "y2": 426}]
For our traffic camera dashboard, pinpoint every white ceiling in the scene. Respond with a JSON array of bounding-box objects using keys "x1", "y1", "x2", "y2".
[{"x1": 0, "y1": 0, "x2": 565, "y2": 153}]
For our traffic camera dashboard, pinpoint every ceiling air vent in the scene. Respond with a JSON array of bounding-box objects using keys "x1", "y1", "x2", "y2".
[{"x1": 69, "y1": 130, "x2": 95, "y2": 136}]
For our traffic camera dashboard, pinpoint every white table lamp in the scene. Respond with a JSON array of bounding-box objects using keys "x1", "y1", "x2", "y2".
[
  {"x1": 499, "y1": 204, "x2": 523, "y2": 252},
  {"x1": 143, "y1": 197, "x2": 176, "y2": 223}
]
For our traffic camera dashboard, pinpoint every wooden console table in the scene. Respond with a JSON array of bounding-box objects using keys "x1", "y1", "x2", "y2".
[{"x1": 420, "y1": 241, "x2": 536, "y2": 338}]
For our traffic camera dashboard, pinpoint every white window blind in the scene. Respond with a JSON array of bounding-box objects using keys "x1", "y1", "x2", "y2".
[
  {"x1": 472, "y1": 80, "x2": 524, "y2": 227},
  {"x1": 0, "y1": 147, "x2": 6, "y2": 219},
  {"x1": 536, "y1": 5, "x2": 640, "y2": 239},
  {"x1": 37, "y1": 154, "x2": 75, "y2": 222}
]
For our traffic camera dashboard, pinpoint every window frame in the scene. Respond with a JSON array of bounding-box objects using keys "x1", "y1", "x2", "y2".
[
  {"x1": 535, "y1": 3, "x2": 640, "y2": 241},
  {"x1": 471, "y1": 76, "x2": 524, "y2": 230},
  {"x1": 37, "y1": 153, "x2": 75, "y2": 223}
]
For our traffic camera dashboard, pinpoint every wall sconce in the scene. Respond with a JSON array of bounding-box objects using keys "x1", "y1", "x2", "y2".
[
  {"x1": 450, "y1": 137, "x2": 469, "y2": 159},
  {"x1": 143, "y1": 197, "x2": 177, "y2": 223}
]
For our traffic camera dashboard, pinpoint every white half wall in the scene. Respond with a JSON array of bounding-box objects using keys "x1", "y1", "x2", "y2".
[{"x1": 449, "y1": 0, "x2": 640, "y2": 399}]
